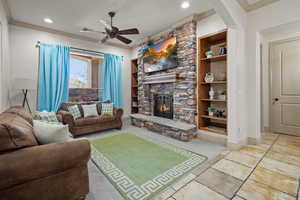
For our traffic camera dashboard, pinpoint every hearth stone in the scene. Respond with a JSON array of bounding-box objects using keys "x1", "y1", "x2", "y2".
[{"x1": 130, "y1": 114, "x2": 197, "y2": 142}]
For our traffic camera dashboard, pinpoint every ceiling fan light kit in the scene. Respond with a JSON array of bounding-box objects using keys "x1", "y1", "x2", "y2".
[{"x1": 81, "y1": 11, "x2": 140, "y2": 45}]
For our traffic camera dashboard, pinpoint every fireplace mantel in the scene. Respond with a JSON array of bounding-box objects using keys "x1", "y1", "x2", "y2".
[{"x1": 143, "y1": 72, "x2": 181, "y2": 85}]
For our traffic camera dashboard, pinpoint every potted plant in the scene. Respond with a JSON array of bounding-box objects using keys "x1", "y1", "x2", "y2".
[
  {"x1": 205, "y1": 50, "x2": 215, "y2": 58},
  {"x1": 207, "y1": 107, "x2": 216, "y2": 116}
]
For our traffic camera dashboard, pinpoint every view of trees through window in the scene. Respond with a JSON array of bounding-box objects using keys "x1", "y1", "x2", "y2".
[{"x1": 69, "y1": 55, "x2": 91, "y2": 88}]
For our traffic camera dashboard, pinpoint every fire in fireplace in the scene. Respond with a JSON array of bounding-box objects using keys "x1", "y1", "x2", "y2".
[{"x1": 153, "y1": 94, "x2": 173, "y2": 119}]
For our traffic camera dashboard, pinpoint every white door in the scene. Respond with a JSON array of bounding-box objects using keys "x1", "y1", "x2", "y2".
[{"x1": 270, "y1": 38, "x2": 300, "y2": 136}]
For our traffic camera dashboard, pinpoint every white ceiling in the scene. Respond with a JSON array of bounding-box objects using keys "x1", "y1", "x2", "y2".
[{"x1": 7, "y1": 0, "x2": 213, "y2": 47}]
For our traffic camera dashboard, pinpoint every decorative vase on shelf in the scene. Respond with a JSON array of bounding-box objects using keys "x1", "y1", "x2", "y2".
[
  {"x1": 220, "y1": 47, "x2": 227, "y2": 55},
  {"x1": 209, "y1": 87, "x2": 215, "y2": 100},
  {"x1": 204, "y1": 72, "x2": 214, "y2": 83}
]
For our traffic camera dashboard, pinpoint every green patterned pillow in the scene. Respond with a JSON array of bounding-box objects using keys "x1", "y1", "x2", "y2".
[
  {"x1": 34, "y1": 111, "x2": 58, "y2": 122},
  {"x1": 68, "y1": 105, "x2": 81, "y2": 119},
  {"x1": 101, "y1": 103, "x2": 114, "y2": 116}
]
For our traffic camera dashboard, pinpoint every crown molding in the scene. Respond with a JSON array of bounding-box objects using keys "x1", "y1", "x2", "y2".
[
  {"x1": 194, "y1": 9, "x2": 216, "y2": 21},
  {"x1": 236, "y1": 0, "x2": 281, "y2": 12},
  {"x1": 9, "y1": 19, "x2": 131, "y2": 50},
  {"x1": 131, "y1": 9, "x2": 216, "y2": 48},
  {"x1": 1, "y1": 0, "x2": 12, "y2": 22}
]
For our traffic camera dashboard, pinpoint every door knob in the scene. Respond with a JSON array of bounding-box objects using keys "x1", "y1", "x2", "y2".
[{"x1": 272, "y1": 98, "x2": 279, "y2": 104}]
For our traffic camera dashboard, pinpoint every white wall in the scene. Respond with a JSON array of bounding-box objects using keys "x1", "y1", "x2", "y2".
[
  {"x1": 245, "y1": 0, "x2": 300, "y2": 138},
  {"x1": 0, "y1": 0, "x2": 11, "y2": 111},
  {"x1": 197, "y1": 14, "x2": 226, "y2": 37},
  {"x1": 9, "y1": 25, "x2": 132, "y2": 116}
]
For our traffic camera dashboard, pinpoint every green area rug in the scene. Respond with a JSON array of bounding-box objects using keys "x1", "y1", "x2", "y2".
[{"x1": 91, "y1": 133, "x2": 207, "y2": 200}]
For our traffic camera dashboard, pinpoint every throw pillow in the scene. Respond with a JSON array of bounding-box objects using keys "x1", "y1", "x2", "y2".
[
  {"x1": 68, "y1": 105, "x2": 81, "y2": 119},
  {"x1": 34, "y1": 111, "x2": 58, "y2": 122},
  {"x1": 33, "y1": 120, "x2": 72, "y2": 144},
  {"x1": 82, "y1": 104, "x2": 98, "y2": 117},
  {"x1": 101, "y1": 103, "x2": 114, "y2": 116}
]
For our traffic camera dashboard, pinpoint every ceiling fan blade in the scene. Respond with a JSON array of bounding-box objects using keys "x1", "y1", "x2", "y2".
[
  {"x1": 99, "y1": 19, "x2": 111, "y2": 30},
  {"x1": 116, "y1": 35, "x2": 132, "y2": 44},
  {"x1": 100, "y1": 36, "x2": 109, "y2": 43},
  {"x1": 117, "y1": 28, "x2": 139, "y2": 35},
  {"x1": 80, "y1": 27, "x2": 105, "y2": 34}
]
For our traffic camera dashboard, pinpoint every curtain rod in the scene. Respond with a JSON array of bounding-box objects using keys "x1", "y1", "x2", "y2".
[{"x1": 36, "y1": 41, "x2": 105, "y2": 56}]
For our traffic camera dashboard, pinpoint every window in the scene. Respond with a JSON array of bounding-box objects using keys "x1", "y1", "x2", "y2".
[
  {"x1": 68, "y1": 53, "x2": 103, "y2": 102},
  {"x1": 69, "y1": 55, "x2": 92, "y2": 88}
]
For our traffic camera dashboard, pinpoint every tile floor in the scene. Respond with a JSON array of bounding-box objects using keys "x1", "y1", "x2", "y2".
[{"x1": 154, "y1": 132, "x2": 300, "y2": 200}]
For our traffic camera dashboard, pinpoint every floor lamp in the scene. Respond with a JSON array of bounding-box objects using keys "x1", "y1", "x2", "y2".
[{"x1": 14, "y1": 78, "x2": 36, "y2": 113}]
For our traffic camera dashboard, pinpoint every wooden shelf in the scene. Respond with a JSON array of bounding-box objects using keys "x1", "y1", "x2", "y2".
[
  {"x1": 200, "y1": 55, "x2": 227, "y2": 62},
  {"x1": 198, "y1": 29, "x2": 228, "y2": 134},
  {"x1": 200, "y1": 126, "x2": 227, "y2": 135},
  {"x1": 131, "y1": 59, "x2": 139, "y2": 114},
  {"x1": 200, "y1": 99, "x2": 226, "y2": 102},
  {"x1": 201, "y1": 81, "x2": 227, "y2": 85},
  {"x1": 200, "y1": 115, "x2": 227, "y2": 121}
]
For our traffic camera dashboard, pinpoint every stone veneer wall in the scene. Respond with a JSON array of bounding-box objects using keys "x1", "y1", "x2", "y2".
[{"x1": 137, "y1": 21, "x2": 197, "y2": 124}]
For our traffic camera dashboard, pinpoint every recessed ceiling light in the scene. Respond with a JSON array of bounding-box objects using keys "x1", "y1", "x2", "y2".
[
  {"x1": 181, "y1": 1, "x2": 190, "y2": 9},
  {"x1": 44, "y1": 18, "x2": 53, "y2": 24}
]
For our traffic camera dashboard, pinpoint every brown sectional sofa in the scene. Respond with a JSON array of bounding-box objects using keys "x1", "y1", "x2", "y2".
[
  {"x1": 0, "y1": 106, "x2": 90, "y2": 200},
  {"x1": 59, "y1": 101, "x2": 123, "y2": 137}
]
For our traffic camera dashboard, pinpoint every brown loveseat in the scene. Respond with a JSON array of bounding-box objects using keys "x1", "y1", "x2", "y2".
[
  {"x1": 0, "y1": 106, "x2": 90, "y2": 200},
  {"x1": 58, "y1": 101, "x2": 123, "y2": 137}
]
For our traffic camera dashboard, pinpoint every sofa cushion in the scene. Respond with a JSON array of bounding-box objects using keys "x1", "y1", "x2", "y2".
[
  {"x1": 68, "y1": 105, "x2": 82, "y2": 119},
  {"x1": 60, "y1": 101, "x2": 110, "y2": 116},
  {"x1": 74, "y1": 115, "x2": 116, "y2": 126},
  {"x1": 82, "y1": 104, "x2": 98, "y2": 118},
  {"x1": 4, "y1": 106, "x2": 33, "y2": 125},
  {"x1": 0, "y1": 113, "x2": 38, "y2": 152},
  {"x1": 101, "y1": 103, "x2": 114, "y2": 116},
  {"x1": 33, "y1": 120, "x2": 72, "y2": 144},
  {"x1": 34, "y1": 111, "x2": 58, "y2": 122}
]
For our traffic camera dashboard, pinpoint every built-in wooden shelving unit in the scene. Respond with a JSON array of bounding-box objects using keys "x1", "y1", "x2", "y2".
[
  {"x1": 198, "y1": 29, "x2": 228, "y2": 136},
  {"x1": 131, "y1": 59, "x2": 138, "y2": 114}
]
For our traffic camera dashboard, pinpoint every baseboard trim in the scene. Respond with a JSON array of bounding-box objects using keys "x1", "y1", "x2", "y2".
[
  {"x1": 263, "y1": 126, "x2": 270, "y2": 132},
  {"x1": 247, "y1": 136, "x2": 262, "y2": 145},
  {"x1": 197, "y1": 130, "x2": 227, "y2": 145},
  {"x1": 227, "y1": 138, "x2": 248, "y2": 150}
]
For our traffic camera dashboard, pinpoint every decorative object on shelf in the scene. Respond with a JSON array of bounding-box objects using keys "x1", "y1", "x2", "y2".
[
  {"x1": 218, "y1": 90, "x2": 226, "y2": 100},
  {"x1": 205, "y1": 50, "x2": 215, "y2": 58},
  {"x1": 207, "y1": 107, "x2": 216, "y2": 116},
  {"x1": 220, "y1": 47, "x2": 227, "y2": 55},
  {"x1": 218, "y1": 72, "x2": 226, "y2": 81},
  {"x1": 204, "y1": 72, "x2": 214, "y2": 83},
  {"x1": 215, "y1": 110, "x2": 226, "y2": 118},
  {"x1": 209, "y1": 87, "x2": 215, "y2": 100}
]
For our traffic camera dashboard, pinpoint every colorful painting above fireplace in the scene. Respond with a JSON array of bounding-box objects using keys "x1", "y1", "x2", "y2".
[{"x1": 143, "y1": 37, "x2": 177, "y2": 73}]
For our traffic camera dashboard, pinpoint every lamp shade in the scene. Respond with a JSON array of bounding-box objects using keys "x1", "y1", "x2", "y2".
[{"x1": 14, "y1": 78, "x2": 36, "y2": 90}]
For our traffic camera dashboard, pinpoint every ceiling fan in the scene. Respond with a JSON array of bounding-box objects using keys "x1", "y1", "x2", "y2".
[{"x1": 81, "y1": 11, "x2": 140, "y2": 45}]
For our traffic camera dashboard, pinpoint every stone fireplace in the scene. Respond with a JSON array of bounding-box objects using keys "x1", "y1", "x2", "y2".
[
  {"x1": 153, "y1": 94, "x2": 173, "y2": 119},
  {"x1": 130, "y1": 21, "x2": 197, "y2": 141}
]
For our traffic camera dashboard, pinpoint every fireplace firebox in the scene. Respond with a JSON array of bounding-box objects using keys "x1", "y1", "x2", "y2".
[{"x1": 153, "y1": 94, "x2": 173, "y2": 119}]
